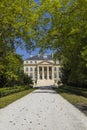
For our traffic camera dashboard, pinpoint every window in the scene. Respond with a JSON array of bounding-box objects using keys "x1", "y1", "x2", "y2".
[
  {"x1": 30, "y1": 67, "x2": 33, "y2": 71},
  {"x1": 39, "y1": 67, "x2": 42, "y2": 71},
  {"x1": 49, "y1": 75, "x2": 52, "y2": 79},
  {"x1": 35, "y1": 61, "x2": 37, "y2": 64},
  {"x1": 26, "y1": 61, "x2": 28, "y2": 63},
  {"x1": 45, "y1": 75, "x2": 47, "y2": 79},
  {"x1": 35, "y1": 67, "x2": 37, "y2": 71},
  {"x1": 40, "y1": 75, "x2": 42, "y2": 79},
  {"x1": 35, "y1": 74, "x2": 37, "y2": 78},
  {"x1": 44, "y1": 67, "x2": 47, "y2": 71},
  {"x1": 30, "y1": 61, "x2": 32, "y2": 64},
  {"x1": 26, "y1": 67, "x2": 28, "y2": 71},
  {"x1": 54, "y1": 67, "x2": 56, "y2": 71},
  {"x1": 54, "y1": 73, "x2": 57, "y2": 78}
]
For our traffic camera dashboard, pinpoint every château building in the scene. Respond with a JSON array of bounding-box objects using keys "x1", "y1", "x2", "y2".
[{"x1": 24, "y1": 54, "x2": 61, "y2": 87}]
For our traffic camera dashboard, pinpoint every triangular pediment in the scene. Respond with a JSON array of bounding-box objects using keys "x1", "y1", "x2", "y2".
[{"x1": 38, "y1": 61, "x2": 53, "y2": 65}]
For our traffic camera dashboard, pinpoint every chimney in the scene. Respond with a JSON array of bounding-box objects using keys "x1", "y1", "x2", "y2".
[
  {"x1": 30, "y1": 55, "x2": 33, "y2": 57},
  {"x1": 52, "y1": 53, "x2": 53, "y2": 58},
  {"x1": 38, "y1": 54, "x2": 41, "y2": 57}
]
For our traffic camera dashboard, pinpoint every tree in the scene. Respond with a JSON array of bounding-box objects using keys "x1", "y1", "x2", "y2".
[
  {"x1": 0, "y1": 0, "x2": 39, "y2": 87},
  {"x1": 23, "y1": 74, "x2": 33, "y2": 88},
  {"x1": 0, "y1": 52, "x2": 23, "y2": 87},
  {"x1": 34, "y1": 0, "x2": 87, "y2": 87},
  {"x1": 0, "y1": 0, "x2": 39, "y2": 51}
]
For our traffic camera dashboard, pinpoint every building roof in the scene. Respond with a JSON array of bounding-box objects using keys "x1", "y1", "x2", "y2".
[{"x1": 25, "y1": 54, "x2": 53, "y2": 61}]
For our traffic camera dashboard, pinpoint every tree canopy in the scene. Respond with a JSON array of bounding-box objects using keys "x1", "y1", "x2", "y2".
[
  {"x1": 35, "y1": 0, "x2": 87, "y2": 87},
  {"x1": 0, "y1": 0, "x2": 87, "y2": 87},
  {"x1": 0, "y1": 0, "x2": 39, "y2": 87},
  {"x1": 0, "y1": 0, "x2": 40, "y2": 51}
]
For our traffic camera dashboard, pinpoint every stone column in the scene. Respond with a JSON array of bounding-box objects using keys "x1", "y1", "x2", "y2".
[
  {"x1": 57, "y1": 67, "x2": 59, "y2": 79},
  {"x1": 42, "y1": 66, "x2": 44, "y2": 79},
  {"x1": 47, "y1": 66, "x2": 49, "y2": 79},
  {"x1": 33, "y1": 67, "x2": 34, "y2": 79},
  {"x1": 37, "y1": 66, "x2": 39, "y2": 79},
  {"x1": 52, "y1": 66, "x2": 54, "y2": 79}
]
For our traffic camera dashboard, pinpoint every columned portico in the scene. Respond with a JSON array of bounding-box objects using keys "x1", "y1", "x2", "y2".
[
  {"x1": 37, "y1": 66, "x2": 54, "y2": 80},
  {"x1": 36, "y1": 65, "x2": 55, "y2": 87}
]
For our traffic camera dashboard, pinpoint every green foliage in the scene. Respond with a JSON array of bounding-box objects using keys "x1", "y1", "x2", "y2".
[
  {"x1": 0, "y1": 86, "x2": 24, "y2": 97},
  {"x1": 0, "y1": 0, "x2": 38, "y2": 88},
  {"x1": 0, "y1": 85, "x2": 33, "y2": 98},
  {"x1": 35, "y1": 0, "x2": 87, "y2": 87},
  {"x1": 0, "y1": 45, "x2": 33, "y2": 87},
  {"x1": 0, "y1": 52, "x2": 23, "y2": 87},
  {"x1": 57, "y1": 80, "x2": 62, "y2": 85},
  {"x1": 23, "y1": 74, "x2": 33, "y2": 87},
  {"x1": 0, "y1": 0, "x2": 39, "y2": 50}
]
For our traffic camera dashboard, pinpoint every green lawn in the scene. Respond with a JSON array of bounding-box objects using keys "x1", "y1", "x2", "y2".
[
  {"x1": 0, "y1": 89, "x2": 35, "y2": 108},
  {"x1": 55, "y1": 85, "x2": 87, "y2": 104}
]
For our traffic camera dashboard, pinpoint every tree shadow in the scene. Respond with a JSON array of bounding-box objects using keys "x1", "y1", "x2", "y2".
[
  {"x1": 33, "y1": 86, "x2": 57, "y2": 94},
  {"x1": 55, "y1": 86, "x2": 87, "y2": 98},
  {"x1": 74, "y1": 104, "x2": 87, "y2": 116}
]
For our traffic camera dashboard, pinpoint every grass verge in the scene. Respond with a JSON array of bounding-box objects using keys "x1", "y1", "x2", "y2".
[
  {"x1": 54, "y1": 85, "x2": 87, "y2": 116},
  {"x1": 0, "y1": 88, "x2": 35, "y2": 108}
]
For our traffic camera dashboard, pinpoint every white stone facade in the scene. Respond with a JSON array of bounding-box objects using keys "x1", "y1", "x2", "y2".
[{"x1": 24, "y1": 55, "x2": 61, "y2": 87}]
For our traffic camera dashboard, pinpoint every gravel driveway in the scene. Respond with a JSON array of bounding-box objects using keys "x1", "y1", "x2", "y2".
[{"x1": 0, "y1": 87, "x2": 87, "y2": 130}]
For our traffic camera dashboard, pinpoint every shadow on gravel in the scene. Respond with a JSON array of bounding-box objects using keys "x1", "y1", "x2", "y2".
[
  {"x1": 33, "y1": 91, "x2": 57, "y2": 94},
  {"x1": 75, "y1": 104, "x2": 87, "y2": 116},
  {"x1": 33, "y1": 86, "x2": 57, "y2": 94}
]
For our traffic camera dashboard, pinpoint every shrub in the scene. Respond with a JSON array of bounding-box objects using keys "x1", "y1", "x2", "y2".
[{"x1": 0, "y1": 86, "x2": 30, "y2": 97}]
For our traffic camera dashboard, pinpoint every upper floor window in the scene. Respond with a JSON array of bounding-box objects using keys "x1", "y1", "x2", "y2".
[
  {"x1": 30, "y1": 67, "x2": 33, "y2": 71},
  {"x1": 26, "y1": 61, "x2": 28, "y2": 63},
  {"x1": 54, "y1": 73, "x2": 57, "y2": 78},
  {"x1": 30, "y1": 61, "x2": 32, "y2": 64},
  {"x1": 26, "y1": 67, "x2": 28, "y2": 71},
  {"x1": 35, "y1": 67, "x2": 37, "y2": 71},
  {"x1": 54, "y1": 67, "x2": 56, "y2": 71},
  {"x1": 35, "y1": 61, "x2": 37, "y2": 64}
]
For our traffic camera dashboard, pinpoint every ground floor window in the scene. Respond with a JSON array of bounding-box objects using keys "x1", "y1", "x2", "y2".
[
  {"x1": 40, "y1": 75, "x2": 42, "y2": 79},
  {"x1": 49, "y1": 75, "x2": 52, "y2": 79},
  {"x1": 44, "y1": 75, "x2": 47, "y2": 79},
  {"x1": 54, "y1": 73, "x2": 57, "y2": 78},
  {"x1": 26, "y1": 67, "x2": 28, "y2": 71}
]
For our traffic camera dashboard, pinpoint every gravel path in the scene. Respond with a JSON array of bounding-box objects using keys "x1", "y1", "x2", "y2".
[{"x1": 0, "y1": 88, "x2": 87, "y2": 130}]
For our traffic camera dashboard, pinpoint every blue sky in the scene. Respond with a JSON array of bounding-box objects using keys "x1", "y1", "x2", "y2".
[
  {"x1": 16, "y1": 47, "x2": 38, "y2": 60},
  {"x1": 16, "y1": 47, "x2": 52, "y2": 60}
]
